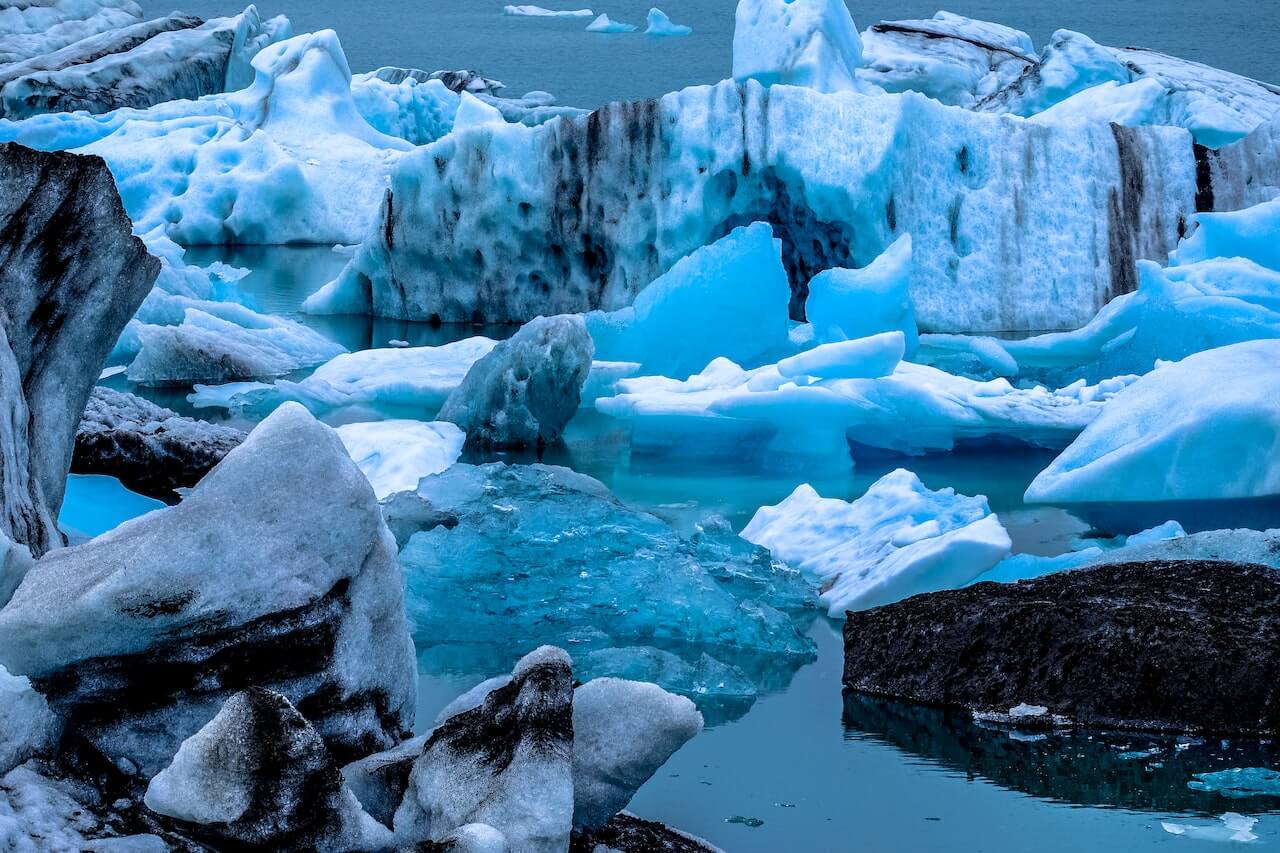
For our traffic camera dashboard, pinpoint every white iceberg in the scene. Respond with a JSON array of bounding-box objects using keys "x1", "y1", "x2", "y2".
[
  {"x1": 586, "y1": 14, "x2": 636, "y2": 33},
  {"x1": 733, "y1": 0, "x2": 864, "y2": 93},
  {"x1": 645, "y1": 8, "x2": 691, "y2": 37},
  {"x1": 336, "y1": 420, "x2": 465, "y2": 500},
  {"x1": 742, "y1": 470, "x2": 1011, "y2": 615},
  {"x1": 504, "y1": 5, "x2": 594, "y2": 17},
  {"x1": 1162, "y1": 813, "x2": 1259, "y2": 843}
]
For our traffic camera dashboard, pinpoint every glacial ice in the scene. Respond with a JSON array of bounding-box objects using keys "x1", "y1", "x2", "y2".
[
  {"x1": 975, "y1": 29, "x2": 1127, "y2": 117},
  {"x1": 1172, "y1": 196, "x2": 1280, "y2": 270},
  {"x1": 804, "y1": 233, "x2": 917, "y2": 352},
  {"x1": 742, "y1": 470, "x2": 1012, "y2": 616},
  {"x1": 0, "y1": 666, "x2": 56, "y2": 776},
  {"x1": 350, "y1": 71, "x2": 460, "y2": 145},
  {"x1": 0, "y1": 0, "x2": 142, "y2": 64},
  {"x1": 585, "y1": 223, "x2": 793, "y2": 379},
  {"x1": 1162, "y1": 813, "x2": 1259, "y2": 843},
  {"x1": 1189, "y1": 768, "x2": 1280, "y2": 799},
  {"x1": 645, "y1": 9, "x2": 691, "y2": 37},
  {"x1": 586, "y1": 14, "x2": 636, "y2": 34},
  {"x1": 776, "y1": 332, "x2": 906, "y2": 381},
  {"x1": 1026, "y1": 340, "x2": 1280, "y2": 504},
  {"x1": 439, "y1": 315, "x2": 593, "y2": 449},
  {"x1": 505, "y1": 5, "x2": 594, "y2": 17},
  {"x1": 733, "y1": 0, "x2": 864, "y2": 94},
  {"x1": 388, "y1": 462, "x2": 816, "y2": 705},
  {"x1": 969, "y1": 520, "x2": 1188, "y2": 585},
  {"x1": 0, "y1": 403, "x2": 417, "y2": 776},
  {"x1": 190, "y1": 336, "x2": 498, "y2": 419},
  {"x1": 335, "y1": 419, "x2": 464, "y2": 499}
]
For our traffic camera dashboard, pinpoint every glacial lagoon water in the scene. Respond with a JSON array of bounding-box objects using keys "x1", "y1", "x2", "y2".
[
  {"x1": 105, "y1": 245, "x2": 1280, "y2": 852},
  {"x1": 141, "y1": 0, "x2": 1280, "y2": 109}
]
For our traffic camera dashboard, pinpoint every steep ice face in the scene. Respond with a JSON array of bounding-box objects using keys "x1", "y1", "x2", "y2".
[
  {"x1": 0, "y1": 403, "x2": 417, "y2": 776},
  {"x1": 387, "y1": 462, "x2": 816, "y2": 708},
  {"x1": 1026, "y1": 340, "x2": 1280, "y2": 504},
  {"x1": 0, "y1": 0, "x2": 142, "y2": 64},
  {"x1": 805, "y1": 233, "x2": 917, "y2": 351},
  {"x1": 0, "y1": 665, "x2": 56, "y2": 776},
  {"x1": 335, "y1": 419, "x2": 464, "y2": 499},
  {"x1": 438, "y1": 315, "x2": 594, "y2": 449},
  {"x1": 585, "y1": 223, "x2": 794, "y2": 378},
  {"x1": 645, "y1": 9, "x2": 691, "y2": 37},
  {"x1": 742, "y1": 471, "x2": 1011, "y2": 616},
  {"x1": 145, "y1": 688, "x2": 392, "y2": 852},
  {"x1": 733, "y1": 0, "x2": 864, "y2": 94},
  {"x1": 859, "y1": 12, "x2": 1036, "y2": 107},
  {"x1": 322, "y1": 78, "x2": 1262, "y2": 332},
  {"x1": 0, "y1": 143, "x2": 158, "y2": 556},
  {"x1": 394, "y1": 647, "x2": 575, "y2": 851},
  {"x1": 0, "y1": 7, "x2": 290, "y2": 120}
]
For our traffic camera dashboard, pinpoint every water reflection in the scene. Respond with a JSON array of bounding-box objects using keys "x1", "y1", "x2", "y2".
[{"x1": 842, "y1": 693, "x2": 1280, "y2": 815}]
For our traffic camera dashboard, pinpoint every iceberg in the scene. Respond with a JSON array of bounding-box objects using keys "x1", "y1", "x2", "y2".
[
  {"x1": 505, "y1": 5, "x2": 594, "y2": 17},
  {"x1": 804, "y1": 233, "x2": 917, "y2": 351},
  {"x1": 387, "y1": 462, "x2": 816, "y2": 707},
  {"x1": 742, "y1": 470, "x2": 1012, "y2": 616},
  {"x1": 317, "y1": 77, "x2": 1278, "y2": 331},
  {"x1": 1173, "y1": 195, "x2": 1280, "y2": 269},
  {"x1": 1026, "y1": 340, "x2": 1280, "y2": 505},
  {"x1": 586, "y1": 14, "x2": 636, "y2": 34},
  {"x1": 733, "y1": 0, "x2": 864, "y2": 94},
  {"x1": 0, "y1": 0, "x2": 142, "y2": 64},
  {"x1": 1189, "y1": 768, "x2": 1280, "y2": 799},
  {"x1": 1162, "y1": 813, "x2": 1260, "y2": 844},
  {"x1": 335, "y1": 419, "x2": 464, "y2": 499},
  {"x1": 645, "y1": 9, "x2": 691, "y2": 37},
  {"x1": 974, "y1": 29, "x2": 1126, "y2": 117},
  {"x1": 776, "y1": 332, "x2": 906, "y2": 381},
  {"x1": 585, "y1": 223, "x2": 794, "y2": 378}
]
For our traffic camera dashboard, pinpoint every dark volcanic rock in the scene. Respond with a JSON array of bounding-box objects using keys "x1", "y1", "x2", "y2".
[
  {"x1": 0, "y1": 142, "x2": 158, "y2": 555},
  {"x1": 73, "y1": 386, "x2": 246, "y2": 501},
  {"x1": 570, "y1": 813, "x2": 724, "y2": 853},
  {"x1": 843, "y1": 560, "x2": 1280, "y2": 736}
]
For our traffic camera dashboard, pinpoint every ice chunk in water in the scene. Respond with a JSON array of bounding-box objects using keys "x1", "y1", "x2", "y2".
[
  {"x1": 1189, "y1": 768, "x2": 1280, "y2": 799},
  {"x1": 586, "y1": 14, "x2": 636, "y2": 33},
  {"x1": 645, "y1": 8, "x2": 691, "y2": 36},
  {"x1": 335, "y1": 420, "x2": 464, "y2": 499},
  {"x1": 804, "y1": 234, "x2": 917, "y2": 353},
  {"x1": 1161, "y1": 813, "x2": 1259, "y2": 843}
]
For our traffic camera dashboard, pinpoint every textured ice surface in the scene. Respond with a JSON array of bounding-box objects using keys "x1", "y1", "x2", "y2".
[
  {"x1": 571, "y1": 678, "x2": 702, "y2": 829},
  {"x1": 190, "y1": 337, "x2": 498, "y2": 420},
  {"x1": 1189, "y1": 768, "x2": 1280, "y2": 799},
  {"x1": 0, "y1": 0, "x2": 142, "y2": 64},
  {"x1": 776, "y1": 332, "x2": 906, "y2": 381},
  {"x1": 742, "y1": 470, "x2": 1011, "y2": 616},
  {"x1": 388, "y1": 462, "x2": 815, "y2": 705},
  {"x1": 439, "y1": 315, "x2": 593, "y2": 449},
  {"x1": 1026, "y1": 341, "x2": 1280, "y2": 504},
  {"x1": 1173, "y1": 196, "x2": 1280, "y2": 270},
  {"x1": 805, "y1": 233, "x2": 917, "y2": 352},
  {"x1": 505, "y1": 5, "x2": 593, "y2": 17},
  {"x1": 599, "y1": 353, "x2": 1137, "y2": 465},
  {"x1": 336, "y1": 420, "x2": 464, "y2": 499},
  {"x1": 585, "y1": 223, "x2": 793, "y2": 379},
  {"x1": 0, "y1": 763, "x2": 168, "y2": 852},
  {"x1": 976, "y1": 30, "x2": 1126, "y2": 117},
  {"x1": 733, "y1": 0, "x2": 864, "y2": 94},
  {"x1": 0, "y1": 666, "x2": 56, "y2": 776},
  {"x1": 0, "y1": 404, "x2": 416, "y2": 776},
  {"x1": 395, "y1": 647, "x2": 574, "y2": 851},
  {"x1": 586, "y1": 14, "x2": 636, "y2": 34},
  {"x1": 645, "y1": 9, "x2": 691, "y2": 37}
]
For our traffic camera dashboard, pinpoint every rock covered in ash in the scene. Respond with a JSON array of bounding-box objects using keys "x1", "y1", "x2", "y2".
[
  {"x1": 438, "y1": 315, "x2": 593, "y2": 450},
  {"x1": 570, "y1": 813, "x2": 725, "y2": 852},
  {"x1": 0, "y1": 403, "x2": 417, "y2": 777},
  {"x1": 394, "y1": 647, "x2": 575, "y2": 851},
  {"x1": 843, "y1": 560, "x2": 1280, "y2": 735},
  {"x1": 0, "y1": 142, "x2": 158, "y2": 556},
  {"x1": 144, "y1": 688, "x2": 392, "y2": 852},
  {"x1": 73, "y1": 386, "x2": 246, "y2": 501}
]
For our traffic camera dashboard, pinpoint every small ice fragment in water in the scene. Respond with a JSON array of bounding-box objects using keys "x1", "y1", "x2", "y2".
[
  {"x1": 1162, "y1": 813, "x2": 1259, "y2": 843},
  {"x1": 1190, "y1": 768, "x2": 1280, "y2": 799},
  {"x1": 587, "y1": 13, "x2": 637, "y2": 32},
  {"x1": 1009, "y1": 703, "x2": 1048, "y2": 717},
  {"x1": 727, "y1": 816, "x2": 765, "y2": 828},
  {"x1": 388, "y1": 339, "x2": 410, "y2": 348}
]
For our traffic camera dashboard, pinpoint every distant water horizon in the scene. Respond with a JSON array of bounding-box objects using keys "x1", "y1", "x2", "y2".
[{"x1": 143, "y1": 0, "x2": 1280, "y2": 108}]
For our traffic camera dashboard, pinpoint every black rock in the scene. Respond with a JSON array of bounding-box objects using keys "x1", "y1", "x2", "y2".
[
  {"x1": 843, "y1": 560, "x2": 1280, "y2": 736},
  {"x1": 570, "y1": 813, "x2": 725, "y2": 853},
  {"x1": 73, "y1": 387, "x2": 246, "y2": 501},
  {"x1": 0, "y1": 142, "x2": 158, "y2": 556}
]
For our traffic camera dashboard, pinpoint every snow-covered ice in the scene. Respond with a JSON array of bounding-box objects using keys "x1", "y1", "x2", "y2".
[
  {"x1": 733, "y1": 0, "x2": 864, "y2": 94},
  {"x1": 336, "y1": 420, "x2": 465, "y2": 499},
  {"x1": 742, "y1": 470, "x2": 1011, "y2": 615}
]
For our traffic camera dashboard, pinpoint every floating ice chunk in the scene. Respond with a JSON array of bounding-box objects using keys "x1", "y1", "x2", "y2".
[
  {"x1": 804, "y1": 234, "x2": 917, "y2": 352},
  {"x1": 645, "y1": 8, "x2": 691, "y2": 37},
  {"x1": 1172, "y1": 197, "x2": 1280, "y2": 271},
  {"x1": 733, "y1": 0, "x2": 864, "y2": 93},
  {"x1": 439, "y1": 315, "x2": 593, "y2": 449},
  {"x1": 1008, "y1": 703, "x2": 1049, "y2": 718},
  {"x1": 0, "y1": 665, "x2": 57, "y2": 775},
  {"x1": 1026, "y1": 341, "x2": 1280, "y2": 504},
  {"x1": 742, "y1": 471, "x2": 1012, "y2": 616},
  {"x1": 505, "y1": 5, "x2": 594, "y2": 17},
  {"x1": 572, "y1": 678, "x2": 703, "y2": 829},
  {"x1": 585, "y1": 223, "x2": 793, "y2": 379},
  {"x1": 587, "y1": 14, "x2": 636, "y2": 33},
  {"x1": 776, "y1": 332, "x2": 905, "y2": 381},
  {"x1": 1162, "y1": 813, "x2": 1259, "y2": 843},
  {"x1": 336, "y1": 420, "x2": 465, "y2": 499},
  {"x1": 1190, "y1": 768, "x2": 1280, "y2": 799}
]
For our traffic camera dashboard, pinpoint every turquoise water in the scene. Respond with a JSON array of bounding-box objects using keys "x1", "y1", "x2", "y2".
[
  {"x1": 59, "y1": 474, "x2": 165, "y2": 542},
  {"x1": 108, "y1": 246, "x2": 1280, "y2": 852},
  {"x1": 142, "y1": 0, "x2": 1280, "y2": 108}
]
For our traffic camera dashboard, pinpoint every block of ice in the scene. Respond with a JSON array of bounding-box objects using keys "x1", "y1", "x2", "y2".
[
  {"x1": 586, "y1": 14, "x2": 636, "y2": 33},
  {"x1": 859, "y1": 12, "x2": 1035, "y2": 106},
  {"x1": 388, "y1": 462, "x2": 815, "y2": 705},
  {"x1": 645, "y1": 9, "x2": 691, "y2": 37},
  {"x1": 1162, "y1": 813, "x2": 1259, "y2": 843},
  {"x1": 439, "y1": 315, "x2": 593, "y2": 449},
  {"x1": 804, "y1": 234, "x2": 917, "y2": 351},
  {"x1": 0, "y1": 0, "x2": 142, "y2": 64},
  {"x1": 335, "y1": 420, "x2": 464, "y2": 499},
  {"x1": 1026, "y1": 341, "x2": 1280, "y2": 504},
  {"x1": 1189, "y1": 768, "x2": 1280, "y2": 799},
  {"x1": 1172, "y1": 196, "x2": 1280, "y2": 270},
  {"x1": 742, "y1": 470, "x2": 1011, "y2": 615},
  {"x1": 394, "y1": 647, "x2": 575, "y2": 851},
  {"x1": 0, "y1": 665, "x2": 56, "y2": 776},
  {"x1": 776, "y1": 332, "x2": 905, "y2": 381},
  {"x1": 0, "y1": 404, "x2": 416, "y2": 776},
  {"x1": 970, "y1": 520, "x2": 1188, "y2": 585},
  {"x1": 975, "y1": 30, "x2": 1127, "y2": 116},
  {"x1": 350, "y1": 73, "x2": 460, "y2": 145},
  {"x1": 572, "y1": 678, "x2": 702, "y2": 829},
  {"x1": 145, "y1": 688, "x2": 392, "y2": 851},
  {"x1": 505, "y1": 5, "x2": 594, "y2": 17},
  {"x1": 733, "y1": 0, "x2": 864, "y2": 94},
  {"x1": 585, "y1": 223, "x2": 793, "y2": 379}
]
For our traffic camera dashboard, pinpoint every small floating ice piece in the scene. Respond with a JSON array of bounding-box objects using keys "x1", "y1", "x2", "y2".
[
  {"x1": 335, "y1": 420, "x2": 465, "y2": 499},
  {"x1": 587, "y1": 13, "x2": 637, "y2": 33},
  {"x1": 1161, "y1": 813, "x2": 1259, "y2": 843},
  {"x1": 645, "y1": 8, "x2": 691, "y2": 36},
  {"x1": 1190, "y1": 769, "x2": 1280, "y2": 799},
  {"x1": 504, "y1": 5, "x2": 595, "y2": 17}
]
